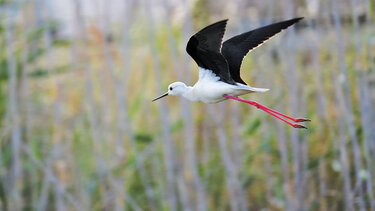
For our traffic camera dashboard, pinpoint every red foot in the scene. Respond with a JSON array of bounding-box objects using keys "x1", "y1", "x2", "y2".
[
  {"x1": 293, "y1": 124, "x2": 308, "y2": 129},
  {"x1": 295, "y1": 118, "x2": 311, "y2": 122}
]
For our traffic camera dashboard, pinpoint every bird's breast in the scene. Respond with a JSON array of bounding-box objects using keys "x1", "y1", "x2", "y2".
[{"x1": 192, "y1": 81, "x2": 234, "y2": 103}]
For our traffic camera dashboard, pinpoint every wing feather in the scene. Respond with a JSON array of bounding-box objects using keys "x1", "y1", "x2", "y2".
[
  {"x1": 221, "y1": 17, "x2": 303, "y2": 85},
  {"x1": 186, "y1": 19, "x2": 236, "y2": 85}
]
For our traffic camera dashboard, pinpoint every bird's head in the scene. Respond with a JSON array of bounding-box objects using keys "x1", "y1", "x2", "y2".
[{"x1": 152, "y1": 82, "x2": 187, "y2": 101}]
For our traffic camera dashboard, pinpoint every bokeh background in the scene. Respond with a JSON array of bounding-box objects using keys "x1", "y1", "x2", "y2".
[{"x1": 1, "y1": 0, "x2": 375, "y2": 210}]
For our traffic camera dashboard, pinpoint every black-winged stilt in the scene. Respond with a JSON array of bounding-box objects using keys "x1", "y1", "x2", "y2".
[{"x1": 153, "y1": 17, "x2": 310, "y2": 129}]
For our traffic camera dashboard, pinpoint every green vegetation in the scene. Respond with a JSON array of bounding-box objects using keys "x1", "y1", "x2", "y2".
[{"x1": 0, "y1": 0, "x2": 374, "y2": 210}]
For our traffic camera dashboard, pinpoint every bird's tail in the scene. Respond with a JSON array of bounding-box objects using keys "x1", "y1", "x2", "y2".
[
  {"x1": 248, "y1": 87, "x2": 270, "y2": 92},
  {"x1": 235, "y1": 83, "x2": 269, "y2": 92}
]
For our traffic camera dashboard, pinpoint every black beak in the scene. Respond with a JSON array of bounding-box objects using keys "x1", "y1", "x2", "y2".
[{"x1": 152, "y1": 92, "x2": 168, "y2": 102}]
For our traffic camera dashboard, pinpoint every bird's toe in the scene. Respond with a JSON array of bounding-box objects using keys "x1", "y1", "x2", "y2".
[
  {"x1": 295, "y1": 118, "x2": 311, "y2": 122},
  {"x1": 293, "y1": 124, "x2": 308, "y2": 129}
]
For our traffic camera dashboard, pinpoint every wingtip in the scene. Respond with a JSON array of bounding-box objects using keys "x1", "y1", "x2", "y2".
[
  {"x1": 282, "y1": 17, "x2": 304, "y2": 26},
  {"x1": 215, "y1": 19, "x2": 229, "y2": 24},
  {"x1": 223, "y1": 19, "x2": 229, "y2": 25},
  {"x1": 217, "y1": 19, "x2": 229, "y2": 26},
  {"x1": 283, "y1": 17, "x2": 304, "y2": 24}
]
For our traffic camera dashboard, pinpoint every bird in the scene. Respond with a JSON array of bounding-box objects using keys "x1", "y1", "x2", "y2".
[{"x1": 152, "y1": 17, "x2": 310, "y2": 129}]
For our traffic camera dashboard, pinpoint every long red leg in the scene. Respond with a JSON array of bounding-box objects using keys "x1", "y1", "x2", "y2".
[
  {"x1": 244, "y1": 99, "x2": 310, "y2": 122},
  {"x1": 224, "y1": 95, "x2": 309, "y2": 129}
]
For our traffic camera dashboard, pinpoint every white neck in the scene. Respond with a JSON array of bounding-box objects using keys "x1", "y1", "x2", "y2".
[{"x1": 180, "y1": 86, "x2": 198, "y2": 101}]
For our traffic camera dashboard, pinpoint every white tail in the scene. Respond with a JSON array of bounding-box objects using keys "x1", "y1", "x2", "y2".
[{"x1": 235, "y1": 83, "x2": 270, "y2": 92}]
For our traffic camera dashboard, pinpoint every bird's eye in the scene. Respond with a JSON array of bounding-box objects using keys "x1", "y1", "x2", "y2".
[{"x1": 169, "y1": 87, "x2": 173, "y2": 91}]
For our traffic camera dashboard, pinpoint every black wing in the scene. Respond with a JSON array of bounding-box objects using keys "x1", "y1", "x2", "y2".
[
  {"x1": 186, "y1": 19, "x2": 236, "y2": 85},
  {"x1": 221, "y1": 17, "x2": 303, "y2": 85}
]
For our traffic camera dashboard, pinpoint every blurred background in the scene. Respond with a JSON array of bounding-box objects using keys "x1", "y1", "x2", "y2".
[{"x1": 1, "y1": 0, "x2": 375, "y2": 210}]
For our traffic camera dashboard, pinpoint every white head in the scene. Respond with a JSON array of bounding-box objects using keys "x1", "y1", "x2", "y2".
[{"x1": 152, "y1": 82, "x2": 188, "y2": 101}]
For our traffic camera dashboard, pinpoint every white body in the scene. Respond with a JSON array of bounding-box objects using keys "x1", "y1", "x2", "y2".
[{"x1": 168, "y1": 67, "x2": 269, "y2": 104}]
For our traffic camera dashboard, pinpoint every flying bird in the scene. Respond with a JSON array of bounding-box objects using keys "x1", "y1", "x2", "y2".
[{"x1": 153, "y1": 17, "x2": 310, "y2": 129}]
